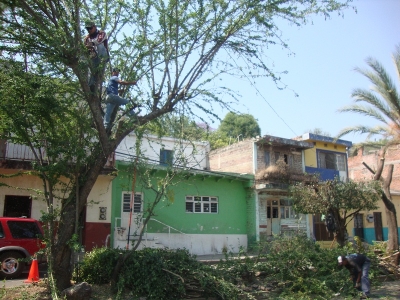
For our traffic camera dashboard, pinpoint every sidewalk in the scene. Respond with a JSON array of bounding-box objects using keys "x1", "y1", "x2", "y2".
[{"x1": 1, "y1": 262, "x2": 47, "y2": 289}]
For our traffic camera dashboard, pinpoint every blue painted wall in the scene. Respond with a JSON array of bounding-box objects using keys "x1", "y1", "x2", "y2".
[
  {"x1": 353, "y1": 228, "x2": 400, "y2": 244},
  {"x1": 305, "y1": 166, "x2": 339, "y2": 181}
]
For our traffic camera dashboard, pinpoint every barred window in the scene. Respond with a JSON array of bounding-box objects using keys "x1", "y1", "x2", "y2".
[
  {"x1": 122, "y1": 192, "x2": 143, "y2": 213},
  {"x1": 185, "y1": 196, "x2": 218, "y2": 213}
]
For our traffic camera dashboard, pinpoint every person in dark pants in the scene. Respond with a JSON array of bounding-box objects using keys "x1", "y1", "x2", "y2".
[
  {"x1": 338, "y1": 254, "x2": 371, "y2": 299},
  {"x1": 84, "y1": 20, "x2": 109, "y2": 90},
  {"x1": 104, "y1": 68, "x2": 138, "y2": 132}
]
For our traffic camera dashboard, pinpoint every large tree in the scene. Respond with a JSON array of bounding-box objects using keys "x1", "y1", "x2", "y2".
[
  {"x1": 0, "y1": 0, "x2": 353, "y2": 292},
  {"x1": 219, "y1": 112, "x2": 261, "y2": 140},
  {"x1": 290, "y1": 179, "x2": 381, "y2": 247},
  {"x1": 207, "y1": 112, "x2": 262, "y2": 149},
  {"x1": 338, "y1": 45, "x2": 400, "y2": 252}
]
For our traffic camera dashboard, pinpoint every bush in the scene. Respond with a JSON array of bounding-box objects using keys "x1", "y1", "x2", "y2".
[
  {"x1": 75, "y1": 247, "x2": 121, "y2": 284},
  {"x1": 76, "y1": 236, "x2": 381, "y2": 299}
]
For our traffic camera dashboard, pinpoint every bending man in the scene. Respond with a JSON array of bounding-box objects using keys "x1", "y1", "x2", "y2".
[{"x1": 338, "y1": 254, "x2": 371, "y2": 299}]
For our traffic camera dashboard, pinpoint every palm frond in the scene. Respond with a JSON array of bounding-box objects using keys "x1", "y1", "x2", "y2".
[
  {"x1": 338, "y1": 45, "x2": 400, "y2": 143},
  {"x1": 351, "y1": 88, "x2": 399, "y2": 121},
  {"x1": 393, "y1": 45, "x2": 400, "y2": 90},
  {"x1": 365, "y1": 57, "x2": 400, "y2": 114},
  {"x1": 338, "y1": 104, "x2": 387, "y2": 124},
  {"x1": 337, "y1": 125, "x2": 386, "y2": 139}
]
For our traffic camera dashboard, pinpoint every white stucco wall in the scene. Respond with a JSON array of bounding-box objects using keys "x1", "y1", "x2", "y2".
[
  {"x1": 116, "y1": 133, "x2": 210, "y2": 170},
  {"x1": 0, "y1": 169, "x2": 112, "y2": 223},
  {"x1": 85, "y1": 175, "x2": 113, "y2": 223},
  {"x1": 114, "y1": 231, "x2": 247, "y2": 255}
]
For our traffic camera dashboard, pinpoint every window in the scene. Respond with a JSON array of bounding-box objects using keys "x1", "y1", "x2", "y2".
[
  {"x1": 7, "y1": 221, "x2": 42, "y2": 239},
  {"x1": 264, "y1": 151, "x2": 270, "y2": 166},
  {"x1": 274, "y1": 152, "x2": 280, "y2": 163},
  {"x1": 185, "y1": 196, "x2": 218, "y2": 213},
  {"x1": 318, "y1": 151, "x2": 346, "y2": 171},
  {"x1": 283, "y1": 154, "x2": 294, "y2": 167},
  {"x1": 160, "y1": 149, "x2": 174, "y2": 166},
  {"x1": 280, "y1": 206, "x2": 295, "y2": 219},
  {"x1": 288, "y1": 155, "x2": 293, "y2": 168},
  {"x1": 122, "y1": 192, "x2": 143, "y2": 213}
]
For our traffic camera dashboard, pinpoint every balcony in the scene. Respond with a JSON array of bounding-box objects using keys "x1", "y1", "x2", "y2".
[
  {"x1": 0, "y1": 139, "x2": 115, "y2": 170},
  {"x1": 255, "y1": 162, "x2": 317, "y2": 190},
  {"x1": 305, "y1": 167, "x2": 339, "y2": 181}
]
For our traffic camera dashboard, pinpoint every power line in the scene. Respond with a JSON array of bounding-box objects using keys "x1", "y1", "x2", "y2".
[{"x1": 227, "y1": 52, "x2": 298, "y2": 137}]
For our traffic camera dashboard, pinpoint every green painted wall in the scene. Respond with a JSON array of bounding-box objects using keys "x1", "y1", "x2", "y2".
[
  {"x1": 111, "y1": 162, "x2": 253, "y2": 239},
  {"x1": 245, "y1": 188, "x2": 257, "y2": 247}
]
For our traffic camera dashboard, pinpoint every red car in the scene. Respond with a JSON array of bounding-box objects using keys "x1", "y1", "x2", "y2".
[{"x1": 0, "y1": 217, "x2": 44, "y2": 279}]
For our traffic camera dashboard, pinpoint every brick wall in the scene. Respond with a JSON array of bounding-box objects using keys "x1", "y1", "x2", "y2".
[
  {"x1": 209, "y1": 139, "x2": 304, "y2": 174},
  {"x1": 209, "y1": 140, "x2": 254, "y2": 173},
  {"x1": 348, "y1": 145, "x2": 400, "y2": 191},
  {"x1": 256, "y1": 145, "x2": 303, "y2": 173}
]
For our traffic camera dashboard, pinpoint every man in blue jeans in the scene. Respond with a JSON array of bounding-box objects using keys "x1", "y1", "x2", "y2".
[
  {"x1": 104, "y1": 68, "x2": 138, "y2": 132},
  {"x1": 338, "y1": 254, "x2": 371, "y2": 299}
]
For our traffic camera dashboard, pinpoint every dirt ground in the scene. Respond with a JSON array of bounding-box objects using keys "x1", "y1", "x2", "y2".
[{"x1": 1, "y1": 279, "x2": 399, "y2": 300}]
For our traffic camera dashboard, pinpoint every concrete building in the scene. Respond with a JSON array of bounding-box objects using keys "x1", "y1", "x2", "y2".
[
  {"x1": 209, "y1": 135, "x2": 314, "y2": 242},
  {"x1": 347, "y1": 146, "x2": 400, "y2": 244}
]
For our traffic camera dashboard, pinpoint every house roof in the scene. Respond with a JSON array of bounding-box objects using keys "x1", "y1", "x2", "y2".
[
  {"x1": 295, "y1": 133, "x2": 353, "y2": 148},
  {"x1": 256, "y1": 135, "x2": 314, "y2": 150},
  {"x1": 116, "y1": 160, "x2": 254, "y2": 183}
]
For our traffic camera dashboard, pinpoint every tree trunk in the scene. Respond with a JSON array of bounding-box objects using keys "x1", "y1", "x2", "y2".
[
  {"x1": 363, "y1": 151, "x2": 399, "y2": 254},
  {"x1": 52, "y1": 150, "x2": 110, "y2": 291},
  {"x1": 335, "y1": 213, "x2": 347, "y2": 247},
  {"x1": 52, "y1": 201, "x2": 76, "y2": 291}
]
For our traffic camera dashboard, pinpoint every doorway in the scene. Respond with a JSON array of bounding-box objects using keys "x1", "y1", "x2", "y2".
[
  {"x1": 373, "y1": 212, "x2": 383, "y2": 241},
  {"x1": 266, "y1": 200, "x2": 281, "y2": 235},
  {"x1": 4, "y1": 195, "x2": 32, "y2": 217},
  {"x1": 354, "y1": 213, "x2": 364, "y2": 239}
]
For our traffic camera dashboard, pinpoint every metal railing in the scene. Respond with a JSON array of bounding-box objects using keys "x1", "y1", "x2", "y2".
[
  {"x1": 0, "y1": 139, "x2": 115, "y2": 168},
  {"x1": 114, "y1": 217, "x2": 186, "y2": 249}
]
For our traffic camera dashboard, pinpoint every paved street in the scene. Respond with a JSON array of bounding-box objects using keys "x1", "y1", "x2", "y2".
[{"x1": 1, "y1": 262, "x2": 48, "y2": 289}]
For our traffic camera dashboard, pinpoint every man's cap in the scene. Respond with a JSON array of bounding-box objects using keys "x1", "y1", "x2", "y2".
[
  {"x1": 337, "y1": 256, "x2": 343, "y2": 264},
  {"x1": 112, "y1": 68, "x2": 120, "y2": 72},
  {"x1": 85, "y1": 20, "x2": 96, "y2": 28}
]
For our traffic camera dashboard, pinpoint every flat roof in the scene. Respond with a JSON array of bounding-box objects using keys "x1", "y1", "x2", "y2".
[
  {"x1": 296, "y1": 133, "x2": 353, "y2": 148},
  {"x1": 256, "y1": 135, "x2": 314, "y2": 150}
]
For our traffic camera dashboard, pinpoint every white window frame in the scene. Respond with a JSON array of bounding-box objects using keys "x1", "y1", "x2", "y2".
[
  {"x1": 185, "y1": 196, "x2": 218, "y2": 213},
  {"x1": 122, "y1": 192, "x2": 143, "y2": 214},
  {"x1": 318, "y1": 151, "x2": 346, "y2": 171}
]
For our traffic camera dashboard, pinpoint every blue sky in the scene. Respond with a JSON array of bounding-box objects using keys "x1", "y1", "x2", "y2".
[{"x1": 213, "y1": 0, "x2": 400, "y2": 144}]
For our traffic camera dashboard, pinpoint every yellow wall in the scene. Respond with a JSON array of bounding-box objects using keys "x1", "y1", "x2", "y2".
[
  {"x1": 346, "y1": 195, "x2": 400, "y2": 244},
  {"x1": 0, "y1": 169, "x2": 112, "y2": 223},
  {"x1": 303, "y1": 141, "x2": 348, "y2": 168}
]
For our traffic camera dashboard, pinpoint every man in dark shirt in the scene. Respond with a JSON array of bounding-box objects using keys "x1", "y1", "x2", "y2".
[
  {"x1": 84, "y1": 20, "x2": 110, "y2": 90},
  {"x1": 338, "y1": 254, "x2": 371, "y2": 299}
]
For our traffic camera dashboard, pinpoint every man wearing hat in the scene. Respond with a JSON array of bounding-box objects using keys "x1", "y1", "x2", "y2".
[
  {"x1": 338, "y1": 254, "x2": 371, "y2": 299},
  {"x1": 84, "y1": 20, "x2": 109, "y2": 90},
  {"x1": 104, "y1": 68, "x2": 138, "y2": 131}
]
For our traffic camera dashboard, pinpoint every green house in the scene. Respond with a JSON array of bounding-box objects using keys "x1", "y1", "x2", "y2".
[{"x1": 110, "y1": 161, "x2": 255, "y2": 255}]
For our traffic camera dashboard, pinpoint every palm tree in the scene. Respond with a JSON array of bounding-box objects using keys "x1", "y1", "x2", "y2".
[{"x1": 337, "y1": 45, "x2": 400, "y2": 253}]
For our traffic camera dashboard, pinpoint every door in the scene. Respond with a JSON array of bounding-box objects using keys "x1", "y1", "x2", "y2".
[
  {"x1": 373, "y1": 212, "x2": 383, "y2": 241},
  {"x1": 121, "y1": 192, "x2": 143, "y2": 237},
  {"x1": 313, "y1": 214, "x2": 334, "y2": 241},
  {"x1": 266, "y1": 200, "x2": 280, "y2": 235},
  {"x1": 4, "y1": 195, "x2": 32, "y2": 217},
  {"x1": 354, "y1": 213, "x2": 364, "y2": 239},
  {"x1": 271, "y1": 200, "x2": 280, "y2": 234}
]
